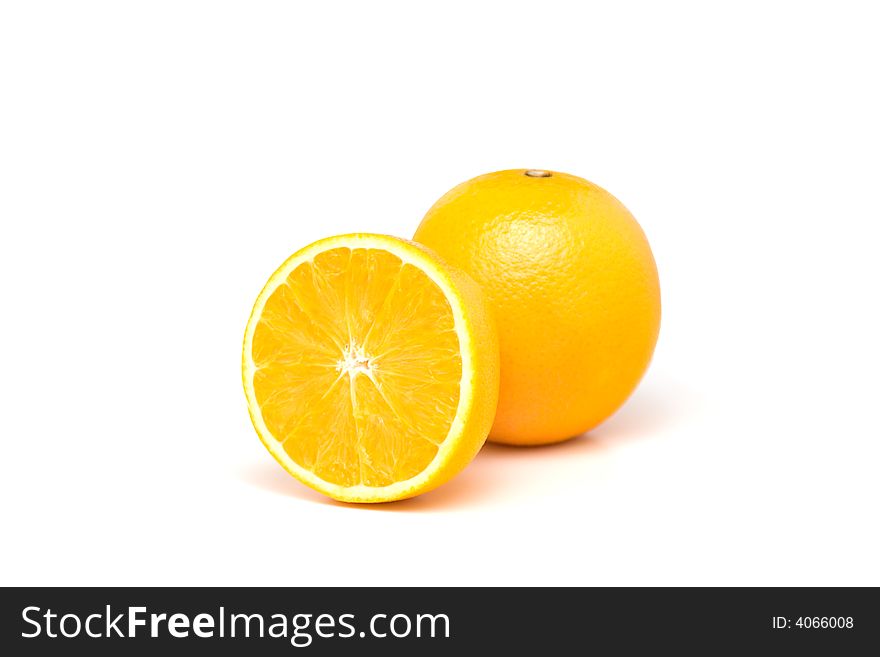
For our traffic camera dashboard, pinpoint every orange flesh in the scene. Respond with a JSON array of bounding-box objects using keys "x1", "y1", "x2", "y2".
[{"x1": 250, "y1": 247, "x2": 462, "y2": 487}]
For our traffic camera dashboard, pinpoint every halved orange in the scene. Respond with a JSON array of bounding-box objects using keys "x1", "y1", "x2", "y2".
[{"x1": 242, "y1": 234, "x2": 499, "y2": 502}]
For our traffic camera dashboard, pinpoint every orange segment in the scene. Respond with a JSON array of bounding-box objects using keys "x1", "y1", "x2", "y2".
[{"x1": 242, "y1": 234, "x2": 499, "y2": 502}]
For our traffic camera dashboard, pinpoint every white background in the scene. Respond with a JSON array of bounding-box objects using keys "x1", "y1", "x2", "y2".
[{"x1": 2, "y1": 1, "x2": 878, "y2": 586}]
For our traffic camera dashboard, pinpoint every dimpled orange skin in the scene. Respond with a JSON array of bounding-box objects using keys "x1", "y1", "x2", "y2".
[{"x1": 414, "y1": 169, "x2": 660, "y2": 445}]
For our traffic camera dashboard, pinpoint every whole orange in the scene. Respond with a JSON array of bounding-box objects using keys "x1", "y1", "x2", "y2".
[{"x1": 413, "y1": 169, "x2": 660, "y2": 445}]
